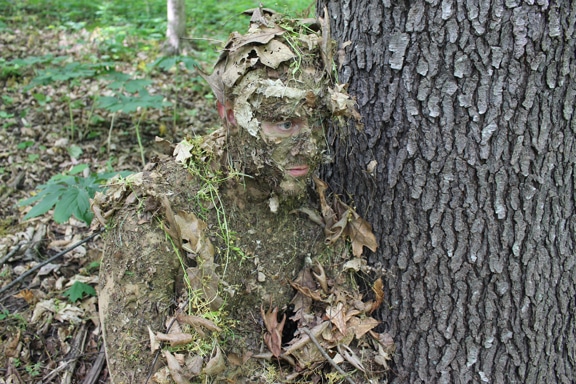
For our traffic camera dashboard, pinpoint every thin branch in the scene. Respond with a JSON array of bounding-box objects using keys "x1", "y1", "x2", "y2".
[
  {"x1": 301, "y1": 328, "x2": 356, "y2": 384},
  {"x1": 0, "y1": 244, "x2": 22, "y2": 266},
  {"x1": 0, "y1": 229, "x2": 105, "y2": 300},
  {"x1": 82, "y1": 344, "x2": 106, "y2": 384}
]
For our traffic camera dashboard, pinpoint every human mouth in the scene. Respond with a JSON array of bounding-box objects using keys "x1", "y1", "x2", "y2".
[{"x1": 286, "y1": 165, "x2": 309, "y2": 177}]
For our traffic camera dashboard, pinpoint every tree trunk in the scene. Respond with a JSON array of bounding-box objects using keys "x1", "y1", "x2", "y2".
[
  {"x1": 318, "y1": 0, "x2": 576, "y2": 382},
  {"x1": 165, "y1": 0, "x2": 186, "y2": 55}
]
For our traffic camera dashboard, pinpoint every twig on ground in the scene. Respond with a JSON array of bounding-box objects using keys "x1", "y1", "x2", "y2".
[
  {"x1": 82, "y1": 344, "x2": 106, "y2": 384},
  {"x1": 301, "y1": 327, "x2": 356, "y2": 384},
  {"x1": 0, "y1": 244, "x2": 21, "y2": 266},
  {"x1": 62, "y1": 323, "x2": 88, "y2": 384},
  {"x1": 42, "y1": 324, "x2": 88, "y2": 383},
  {"x1": 0, "y1": 228, "x2": 105, "y2": 300}
]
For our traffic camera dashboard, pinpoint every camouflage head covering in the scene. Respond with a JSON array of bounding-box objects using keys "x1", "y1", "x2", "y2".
[
  {"x1": 204, "y1": 8, "x2": 356, "y2": 136},
  {"x1": 203, "y1": 8, "x2": 357, "y2": 197}
]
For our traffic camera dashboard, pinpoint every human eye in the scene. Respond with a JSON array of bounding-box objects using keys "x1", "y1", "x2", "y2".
[
  {"x1": 276, "y1": 121, "x2": 293, "y2": 131},
  {"x1": 261, "y1": 118, "x2": 304, "y2": 139}
]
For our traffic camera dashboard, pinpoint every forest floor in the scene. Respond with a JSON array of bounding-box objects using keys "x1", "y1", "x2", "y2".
[
  {"x1": 0, "y1": 7, "x2": 392, "y2": 383},
  {"x1": 0, "y1": 20, "x2": 220, "y2": 383}
]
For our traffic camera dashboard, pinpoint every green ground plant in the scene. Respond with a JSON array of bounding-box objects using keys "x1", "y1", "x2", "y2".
[
  {"x1": 5, "y1": 0, "x2": 313, "y2": 225},
  {"x1": 19, "y1": 164, "x2": 132, "y2": 225},
  {"x1": 63, "y1": 281, "x2": 97, "y2": 302}
]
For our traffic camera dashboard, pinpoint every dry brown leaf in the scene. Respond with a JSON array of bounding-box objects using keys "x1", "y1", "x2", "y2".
[
  {"x1": 373, "y1": 332, "x2": 395, "y2": 369},
  {"x1": 342, "y1": 258, "x2": 367, "y2": 272},
  {"x1": 326, "y1": 302, "x2": 347, "y2": 335},
  {"x1": 261, "y1": 305, "x2": 286, "y2": 357},
  {"x1": 175, "y1": 210, "x2": 215, "y2": 263},
  {"x1": 312, "y1": 262, "x2": 329, "y2": 293},
  {"x1": 3, "y1": 330, "x2": 20, "y2": 358},
  {"x1": 164, "y1": 350, "x2": 190, "y2": 384},
  {"x1": 291, "y1": 207, "x2": 325, "y2": 227},
  {"x1": 347, "y1": 316, "x2": 380, "y2": 339},
  {"x1": 227, "y1": 351, "x2": 252, "y2": 366},
  {"x1": 370, "y1": 330, "x2": 396, "y2": 353},
  {"x1": 290, "y1": 267, "x2": 317, "y2": 321},
  {"x1": 90, "y1": 197, "x2": 107, "y2": 227},
  {"x1": 166, "y1": 316, "x2": 183, "y2": 334},
  {"x1": 161, "y1": 195, "x2": 181, "y2": 249},
  {"x1": 226, "y1": 26, "x2": 285, "y2": 52},
  {"x1": 173, "y1": 140, "x2": 194, "y2": 164},
  {"x1": 203, "y1": 346, "x2": 226, "y2": 376},
  {"x1": 314, "y1": 177, "x2": 378, "y2": 255},
  {"x1": 346, "y1": 212, "x2": 378, "y2": 257},
  {"x1": 155, "y1": 332, "x2": 194, "y2": 346},
  {"x1": 13, "y1": 289, "x2": 36, "y2": 304},
  {"x1": 371, "y1": 277, "x2": 385, "y2": 314},
  {"x1": 324, "y1": 211, "x2": 349, "y2": 245},
  {"x1": 335, "y1": 196, "x2": 378, "y2": 257},
  {"x1": 291, "y1": 342, "x2": 325, "y2": 367},
  {"x1": 289, "y1": 280, "x2": 324, "y2": 302},
  {"x1": 318, "y1": 6, "x2": 333, "y2": 76},
  {"x1": 314, "y1": 177, "x2": 337, "y2": 229},
  {"x1": 284, "y1": 321, "x2": 330, "y2": 356},
  {"x1": 185, "y1": 355, "x2": 204, "y2": 376},
  {"x1": 337, "y1": 343, "x2": 366, "y2": 372},
  {"x1": 227, "y1": 353, "x2": 243, "y2": 366},
  {"x1": 254, "y1": 39, "x2": 296, "y2": 68},
  {"x1": 187, "y1": 267, "x2": 223, "y2": 310},
  {"x1": 148, "y1": 326, "x2": 160, "y2": 352}
]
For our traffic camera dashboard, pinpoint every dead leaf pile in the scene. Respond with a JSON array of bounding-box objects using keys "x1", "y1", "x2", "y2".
[
  {"x1": 258, "y1": 260, "x2": 393, "y2": 380},
  {"x1": 297, "y1": 177, "x2": 379, "y2": 258},
  {"x1": 149, "y1": 314, "x2": 225, "y2": 384}
]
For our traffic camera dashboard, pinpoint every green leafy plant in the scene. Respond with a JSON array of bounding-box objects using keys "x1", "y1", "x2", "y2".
[
  {"x1": 63, "y1": 281, "x2": 96, "y2": 302},
  {"x1": 19, "y1": 163, "x2": 132, "y2": 225},
  {"x1": 96, "y1": 71, "x2": 172, "y2": 165},
  {"x1": 27, "y1": 154, "x2": 40, "y2": 162},
  {"x1": 17, "y1": 140, "x2": 34, "y2": 150},
  {"x1": 0, "y1": 309, "x2": 27, "y2": 328},
  {"x1": 25, "y1": 61, "x2": 115, "y2": 90},
  {"x1": 97, "y1": 72, "x2": 171, "y2": 113}
]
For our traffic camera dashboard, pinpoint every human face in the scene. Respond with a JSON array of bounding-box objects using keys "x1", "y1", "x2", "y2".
[{"x1": 259, "y1": 115, "x2": 323, "y2": 181}]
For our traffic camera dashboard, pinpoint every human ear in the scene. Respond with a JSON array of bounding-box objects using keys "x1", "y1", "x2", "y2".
[{"x1": 217, "y1": 101, "x2": 236, "y2": 126}]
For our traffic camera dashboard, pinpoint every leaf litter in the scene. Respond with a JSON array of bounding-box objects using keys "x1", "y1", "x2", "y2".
[
  {"x1": 0, "y1": 15, "x2": 218, "y2": 384},
  {"x1": 1, "y1": 7, "x2": 395, "y2": 384},
  {"x1": 92, "y1": 7, "x2": 394, "y2": 383}
]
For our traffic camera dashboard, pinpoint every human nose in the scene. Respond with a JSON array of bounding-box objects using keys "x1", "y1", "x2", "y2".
[{"x1": 290, "y1": 135, "x2": 316, "y2": 156}]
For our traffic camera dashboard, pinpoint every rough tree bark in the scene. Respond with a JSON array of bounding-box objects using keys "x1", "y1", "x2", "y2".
[
  {"x1": 165, "y1": 0, "x2": 186, "y2": 54},
  {"x1": 318, "y1": 0, "x2": 576, "y2": 382}
]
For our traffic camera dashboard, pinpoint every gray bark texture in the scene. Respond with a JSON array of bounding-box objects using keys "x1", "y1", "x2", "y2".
[
  {"x1": 166, "y1": 0, "x2": 186, "y2": 54},
  {"x1": 317, "y1": 0, "x2": 576, "y2": 382}
]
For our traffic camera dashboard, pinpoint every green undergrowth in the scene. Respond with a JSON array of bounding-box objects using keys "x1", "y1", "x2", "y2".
[
  {"x1": 3, "y1": 0, "x2": 314, "y2": 227},
  {"x1": 1, "y1": 0, "x2": 314, "y2": 60}
]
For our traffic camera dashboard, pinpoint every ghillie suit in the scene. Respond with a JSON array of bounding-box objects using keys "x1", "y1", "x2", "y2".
[
  {"x1": 96, "y1": 8, "x2": 392, "y2": 384},
  {"x1": 204, "y1": 7, "x2": 358, "y2": 199}
]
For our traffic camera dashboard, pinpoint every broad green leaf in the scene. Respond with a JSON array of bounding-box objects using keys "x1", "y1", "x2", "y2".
[
  {"x1": 124, "y1": 79, "x2": 152, "y2": 93},
  {"x1": 63, "y1": 281, "x2": 96, "y2": 302},
  {"x1": 53, "y1": 188, "x2": 80, "y2": 223},
  {"x1": 69, "y1": 164, "x2": 89, "y2": 175},
  {"x1": 95, "y1": 96, "x2": 119, "y2": 110},
  {"x1": 17, "y1": 141, "x2": 34, "y2": 150},
  {"x1": 23, "y1": 191, "x2": 62, "y2": 220},
  {"x1": 72, "y1": 188, "x2": 93, "y2": 224},
  {"x1": 19, "y1": 183, "x2": 66, "y2": 206},
  {"x1": 21, "y1": 165, "x2": 134, "y2": 225},
  {"x1": 67, "y1": 145, "x2": 83, "y2": 159}
]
